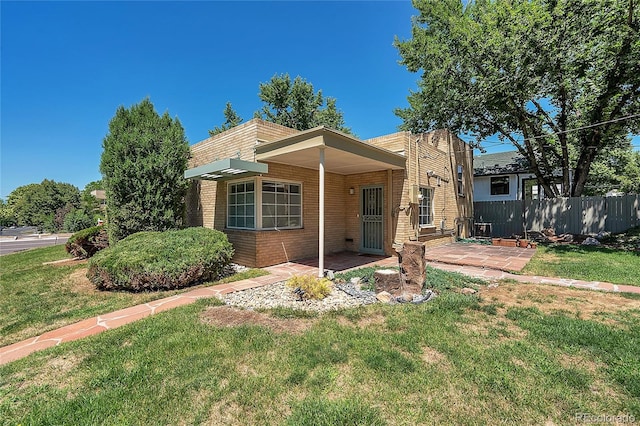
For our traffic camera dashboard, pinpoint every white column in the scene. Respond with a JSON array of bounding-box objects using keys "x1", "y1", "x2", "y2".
[{"x1": 318, "y1": 147, "x2": 325, "y2": 278}]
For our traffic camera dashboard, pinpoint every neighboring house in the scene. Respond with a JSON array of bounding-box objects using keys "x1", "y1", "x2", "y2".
[
  {"x1": 473, "y1": 151, "x2": 565, "y2": 201},
  {"x1": 90, "y1": 190, "x2": 107, "y2": 209},
  {"x1": 184, "y1": 119, "x2": 473, "y2": 269}
]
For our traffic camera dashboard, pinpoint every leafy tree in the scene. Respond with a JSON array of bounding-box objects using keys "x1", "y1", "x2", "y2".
[
  {"x1": 209, "y1": 102, "x2": 243, "y2": 136},
  {"x1": 584, "y1": 143, "x2": 640, "y2": 195},
  {"x1": 0, "y1": 199, "x2": 16, "y2": 227},
  {"x1": 100, "y1": 98, "x2": 190, "y2": 243},
  {"x1": 7, "y1": 180, "x2": 80, "y2": 229},
  {"x1": 80, "y1": 180, "x2": 104, "y2": 219},
  {"x1": 395, "y1": 0, "x2": 639, "y2": 197},
  {"x1": 254, "y1": 73, "x2": 351, "y2": 133}
]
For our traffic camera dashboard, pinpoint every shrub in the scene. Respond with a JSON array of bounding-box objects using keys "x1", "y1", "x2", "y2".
[
  {"x1": 63, "y1": 209, "x2": 94, "y2": 233},
  {"x1": 286, "y1": 275, "x2": 333, "y2": 300},
  {"x1": 87, "y1": 227, "x2": 234, "y2": 291},
  {"x1": 65, "y1": 225, "x2": 109, "y2": 259}
]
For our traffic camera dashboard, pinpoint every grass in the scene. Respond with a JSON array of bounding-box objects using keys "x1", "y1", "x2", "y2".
[
  {"x1": 0, "y1": 245, "x2": 267, "y2": 347},
  {"x1": 2, "y1": 286, "x2": 638, "y2": 424},
  {"x1": 523, "y1": 244, "x2": 640, "y2": 286},
  {"x1": 2, "y1": 245, "x2": 639, "y2": 424}
]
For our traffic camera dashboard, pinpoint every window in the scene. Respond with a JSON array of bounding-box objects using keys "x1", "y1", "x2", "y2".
[
  {"x1": 419, "y1": 187, "x2": 433, "y2": 226},
  {"x1": 457, "y1": 165, "x2": 464, "y2": 196},
  {"x1": 228, "y1": 181, "x2": 255, "y2": 229},
  {"x1": 261, "y1": 181, "x2": 302, "y2": 229},
  {"x1": 227, "y1": 179, "x2": 302, "y2": 229},
  {"x1": 490, "y1": 176, "x2": 510, "y2": 195}
]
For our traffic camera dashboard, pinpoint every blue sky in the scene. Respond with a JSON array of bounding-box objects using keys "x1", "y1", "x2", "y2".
[
  {"x1": 1, "y1": 0, "x2": 425, "y2": 198},
  {"x1": 1, "y1": 1, "x2": 637, "y2": 199}
]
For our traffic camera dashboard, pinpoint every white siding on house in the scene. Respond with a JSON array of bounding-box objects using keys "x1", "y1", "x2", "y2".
[{"x1": 473, "y1": 173, "x2": 537, "y2": 201}]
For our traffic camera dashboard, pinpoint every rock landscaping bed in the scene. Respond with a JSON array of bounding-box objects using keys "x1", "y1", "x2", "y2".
[
  {"x1": 223, "y1": 279, "x2": 436, "y2": 313},
  {"x1": 222, "y1": 281, "x2": 379, "y2": 312}
]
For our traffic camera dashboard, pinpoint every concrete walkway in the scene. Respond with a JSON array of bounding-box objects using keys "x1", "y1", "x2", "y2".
[
  {"x1": 425, "y1": 260, "x2": 640, "y2": 294},
  {"x1": 1, "y1": 248, "x2": 638, "y2": 365}
]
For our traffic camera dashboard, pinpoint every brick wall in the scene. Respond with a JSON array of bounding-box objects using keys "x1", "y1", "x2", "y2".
[
  {"x1": 368, "y1": 130, "x2": 473, "y2": 248},
  {"x1": 186, "y1": 120, "x2": 473, "y2": 267}
]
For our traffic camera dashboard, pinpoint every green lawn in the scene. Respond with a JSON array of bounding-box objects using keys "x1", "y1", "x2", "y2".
[
  {"x1": 2, "y1": 284, "x2": 638, "y2": 424},
  {"x1": 0, "y1": 245, "x2": 266, "y2": 347},
  {"x1": 523, "y1": 244, "x2": 640, "y2": 286},
  {"x1": 2, "y1": 245, "x2": 639, "y2": 424}
]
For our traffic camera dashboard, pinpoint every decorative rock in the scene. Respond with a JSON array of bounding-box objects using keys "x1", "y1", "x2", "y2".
[
  {"x1": 412, "y1": 290, "x2": 435, "y2": 304},
  {"x1": 461, "y1": 287, "x2": 477, "y2": 295},
  {"x1": 335, "y1": 283, "x2": 377, "y2": 305},
  {"x1": 376, "y1": 291, "x2": 392, "y2": 303},
  {"x1": 398, "y1": 241, "x2": 426, "y2": 295},
  {"x1": 350, "y1": 277, "x2": 362, "y2": 286},
  {"x1": 582, "y1": 237, "x2": 601, "y2": 246},
  {"x1": 324, "y1": 270, "x2": 335, "y2": 280},
  {"x1": 374, "y1": 269, "x2": 402, "y2": 295},
  {"x1": 487, "y1": 282, "x2": 499, "y2": 289}
]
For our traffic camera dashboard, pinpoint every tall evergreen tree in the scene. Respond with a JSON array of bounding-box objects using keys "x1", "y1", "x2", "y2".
[
  {"x1": 100, "y1": 98, "x2": 190, "y2": 243},
  {"x1": 209, "y1": 102, "x2": 243, "y2": 136}
]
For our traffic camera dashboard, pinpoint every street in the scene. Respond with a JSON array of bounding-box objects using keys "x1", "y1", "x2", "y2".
[{"x1": 0, "y1": 236, "x2": 70, "y2": 256}]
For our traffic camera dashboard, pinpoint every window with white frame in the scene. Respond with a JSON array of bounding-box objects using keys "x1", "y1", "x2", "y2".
[
  {"x1": 457, "y1": 164, "x2": 464, "y2": 196},
  {"x1": 261, "y1": 181, "x2": 302, "y2": 229},
  {"x1": 227, "y1": 181, "x2": 255, "y2": 229},
  {"x1": 419, "y1": 187, "x2": 433, "y2": 226}
]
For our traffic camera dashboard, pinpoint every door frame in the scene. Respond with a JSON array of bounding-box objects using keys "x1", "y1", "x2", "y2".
[{"x1": 360, "y1": 185, "x2": 384, "y2": 254}]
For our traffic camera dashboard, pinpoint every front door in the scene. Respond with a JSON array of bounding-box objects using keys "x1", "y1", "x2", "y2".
[{"x1": 361, "y1": 186, "x2": 384, "y2": 254}]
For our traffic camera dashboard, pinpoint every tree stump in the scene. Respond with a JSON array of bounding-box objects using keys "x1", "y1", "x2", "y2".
[
  {"x1": 398, "y1": 241, "x2": 426, "y2": 295},
  {"x1": 374, "y1": 269, "x2": 402, "y2": 295}
]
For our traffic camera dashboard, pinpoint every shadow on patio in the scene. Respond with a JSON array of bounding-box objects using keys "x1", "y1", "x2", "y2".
[{"x1": 263, "y1": 252, "x2": 398, "y2": 277}]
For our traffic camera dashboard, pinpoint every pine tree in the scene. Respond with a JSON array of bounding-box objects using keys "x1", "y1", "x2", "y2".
[{"x1": 100, "y1": 98, "x2": 190, "y2": 243}]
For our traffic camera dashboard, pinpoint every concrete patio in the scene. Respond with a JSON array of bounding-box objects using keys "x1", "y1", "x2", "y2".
[{"x1": 424, "y1": 243, "x2": 535, "y2": 272}]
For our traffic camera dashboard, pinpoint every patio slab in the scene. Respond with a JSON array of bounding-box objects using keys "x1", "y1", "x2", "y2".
[{"x1": 424, "y1": 243, "x2": 536, "y2": 272}]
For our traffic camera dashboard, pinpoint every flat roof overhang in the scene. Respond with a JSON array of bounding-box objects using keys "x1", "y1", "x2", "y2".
[
  {"x1": 255, "y1": 127, "x2": 406, "y2": 174},
  {"x1": 184, "y1": 158, "x2": 268, "y2": 181}
]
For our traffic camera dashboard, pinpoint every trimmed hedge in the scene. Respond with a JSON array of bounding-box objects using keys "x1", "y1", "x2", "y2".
[
  {"x1": 87, "y1": 227, "x2": 234, "y2": 291},
  {"x1": 65, "y1": 225, "x2": 109, "y2": 259}
]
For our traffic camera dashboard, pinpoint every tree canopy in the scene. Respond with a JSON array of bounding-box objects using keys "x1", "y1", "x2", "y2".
[
  {"x1": 6, "y1": 180, "x2": 81, "y2": 230},
  {"x1": 210, "y1": 74, "x2": 351, "y2": 135},
  {"x1": 395, "y1": 0, "x2": 639, "y2": 197},
  {"x1": 255, "y1": 74, "x2": 351, "y2": 133},
  {"x1": 100, "y1": 98, "x2": 190, "y2": 243}
]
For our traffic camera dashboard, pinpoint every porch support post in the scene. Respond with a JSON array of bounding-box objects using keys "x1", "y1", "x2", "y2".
[{"x1": 318, "y1": 147, "x2": 325, "y2": 278}]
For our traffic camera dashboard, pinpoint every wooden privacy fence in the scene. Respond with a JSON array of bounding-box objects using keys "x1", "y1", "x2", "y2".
[{"x1": 474, "y1": 194, "x2": 640, "y2": 237}]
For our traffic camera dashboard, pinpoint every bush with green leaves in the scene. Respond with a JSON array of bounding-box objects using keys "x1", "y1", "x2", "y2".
[
  {"x1": 87, "y1": 227, "x2": 234, "y2": 291},
  {"x1": 65, "y1": 225, "x2": 109, "y2": 259},
  {"x1": 63, "y1": 209, "x2": 94, "y2": 233},
  {"x1": 286, "y1": 275, "x2": 333, "y2": 300}
]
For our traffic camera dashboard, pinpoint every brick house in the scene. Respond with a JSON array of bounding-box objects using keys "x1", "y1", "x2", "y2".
[{"x1": 185, "y1": 119, "x2": 473, "y2": 272}]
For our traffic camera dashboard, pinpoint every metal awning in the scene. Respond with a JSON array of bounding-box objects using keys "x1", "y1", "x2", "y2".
[
  {"x1": 255, "y1": 126, "x2": 405, "y2": 174},
  {"x1": 184, "y1": 158, "x2": 268, "y2": 181}
]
